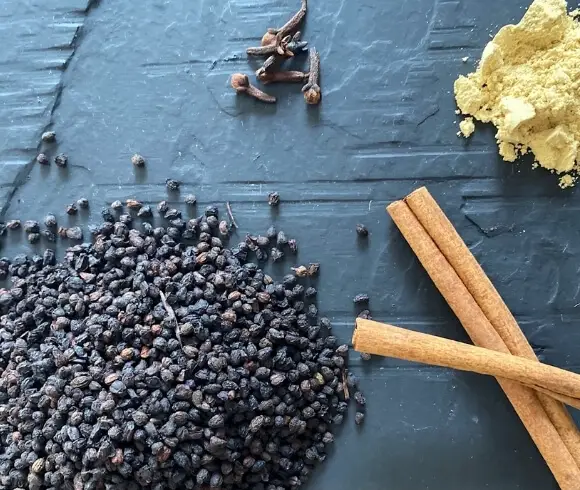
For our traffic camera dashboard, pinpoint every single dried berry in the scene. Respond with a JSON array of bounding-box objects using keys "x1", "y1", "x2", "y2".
[
  {"x1": 184, "y1": 194, "x2": 197, "y2": 205},
  {"x1": 6, "y1": 219, "x2": 20, "y2": 230},
  {"x1": 36, "y1": 153, "x2": 49, "y2": 165},
  {"x1": 353, "y1": 293, "x2": 369, "y2": 304},
  {"x1": 355, "y1": 412, "x2": 365, "y2": 425},
  {"x1": 44, "y1": 214, "x2": 57, "y2": 227},
  {"x1": 66, "y1": 226, "x2": 83, "y2": 240},
  {"x1": 360, "y1": 352, "x2": 372, "y2": 361},
  {"x1": 23, "y1": 220, "x2": 40, "y2": 233},
  {"x1": 54, "y1": 153, "x2": 68, "y2": 167},
  {"x1": 268, "y1": 191, "x2": 280, "y2": 206},
  {"x1": 41, "y1": 130, "x2": 56, "y2": 142},
  {"x1": 111, "y1": 200, "x2": 123, "y2": 210},
  {"x1": 356, "y1": 224, "x2": 369, "y2": 237},
  {"x1": 66, "y1": 203, "x2": 78, "y2": 215},
  {"x1": 137, "y1": 205, "x2": 152, "y2": 217},
  {"x1": 166, "y1": 179, "x2": 180, "y2": 191},
  {"x1": 77, "y1": 198, "x2": 89, "y2": 209},
  {"x1": 218, "y1": 220, "x2": 229, "y2": 236},
  {"x1": 27, "y1": 233, "x2": 40, "y2": 244},
  {"x1": 131, "y1": 153, "x2": 145, "y2": 167},
  {"x1": 126, "y1": 199, "x2": 143, "y2": 210}
]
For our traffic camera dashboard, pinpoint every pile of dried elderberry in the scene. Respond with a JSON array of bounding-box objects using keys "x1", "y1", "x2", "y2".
[{"x1": 0, "y1": 201, "x2": 366, "y2": 489}]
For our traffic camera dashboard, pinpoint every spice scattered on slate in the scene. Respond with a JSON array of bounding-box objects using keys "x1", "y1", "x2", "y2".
[
  {"x1": 166, "y1": 179, "x2": 181, "y2": 191},
  {"x1": 54, "y1": 153, "x2": 68, "y2": 167},
  {"x1": 268, "y1": 191, "x2": 281, "y2": 206},
  {"x1": 356, "y1": 224, "x2": 369, "y2": 237},
  {"x1": 353, "y1": 293, "x2": 369, "y2": 304},
  {"x1": 131, "y1": 153, "x2": 146, "y2": 167},
  {"x1": 111, "y1": 200, "x2": 123, "y2": 210},
  {"x1": 355, "y1": 412, "x2": 365, "y2": 425},
  {"x1": 0, "y1": 204, "x2": 366, "y2": 489},
  {"x1": 66, "y1": 203, "x2": 78, "y2": 215},
  {"x1": 360, "y1": 353, "x2": 371, "y2": 361},
  {"x1": 36, "y1": 153, "x2": 49, "y2": 165},
  {"x1": 41, "y1": 131, "x2": 56, "y2": 142}
]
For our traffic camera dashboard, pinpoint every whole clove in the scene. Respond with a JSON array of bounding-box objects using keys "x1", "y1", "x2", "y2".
[
  {"x1": 246, "y1": 35, "x2": 294, "y2": 58},
  {"x1": 266, "y1": 0, "x2": 308, "y2": 48},
  {"x1": 230, "y1": 73, "x2": 276, "y2": 103},
  {"x1": 302, "y1": 48, "x2": 321, "y2": 105},
  {"x1": 257, "y1": 70, "x2": 309, "y2": 84},
  {"x1": 255, "y1": 32, "x2": 308, "y2": 77}
]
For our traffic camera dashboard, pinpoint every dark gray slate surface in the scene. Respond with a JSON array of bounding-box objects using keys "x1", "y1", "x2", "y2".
[{"x1": 1, "y1": 0, "x2": 577, "y2": 488}]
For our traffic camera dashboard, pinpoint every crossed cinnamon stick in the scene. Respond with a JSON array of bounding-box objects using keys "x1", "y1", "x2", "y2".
[{"x1": 354, "y1": 187, "x2": 580, "y2": 490}]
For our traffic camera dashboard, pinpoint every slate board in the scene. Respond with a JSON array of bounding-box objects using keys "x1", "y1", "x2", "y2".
[{"x1": 1, "y1": 0, "x2": 577, "y2": 488}]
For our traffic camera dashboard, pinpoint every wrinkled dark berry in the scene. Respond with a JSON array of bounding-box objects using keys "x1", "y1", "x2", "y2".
[
  {"x1": 131, "y1": 153, "x2": 145, "y2": 167},
  {"x1": 37, "y1": 153, "x2": 49, "y2": 165},
  {"x1": 54, "y1": 153, "x2": 68, "y2": 167},
  {"x1": 166, "y1": 179, "x2": 180, "y2": 191},
  {"x1": 184, "y1": 194, "x2": 197, "y2": 205},
  {"x1": 353, "y1": 293, "x2": 369, "y2": 304},
  {"x1": 268, "y1": 191, "x2": 280, "y2": 206},
  {"x1": 356, "y1": 224, "x2": 369, "y2": 236}
]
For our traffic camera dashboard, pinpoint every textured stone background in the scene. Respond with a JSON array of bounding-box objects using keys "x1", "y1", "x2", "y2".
[{"x1": 0, "y1": 0, "x2": 574, "y2": 488}]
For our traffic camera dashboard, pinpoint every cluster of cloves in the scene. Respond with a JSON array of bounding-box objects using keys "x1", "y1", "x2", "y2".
[{"x1": 231, "y1": 0, "x2": 321, "y2": 105}]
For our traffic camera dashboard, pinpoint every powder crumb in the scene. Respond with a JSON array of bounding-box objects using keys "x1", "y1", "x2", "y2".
[
  {"x1": 559, "y1": 174, "x2": 576, "y2": 188},
  {"x1": 454, "y1": 0, "x2": 580, "y2": 186},
  {"x1": 462, "y1": 56, "x2": 469, "y2": 62},
  {"x1": 459, "y1": 117, "x2": 475, "y2": 138}
]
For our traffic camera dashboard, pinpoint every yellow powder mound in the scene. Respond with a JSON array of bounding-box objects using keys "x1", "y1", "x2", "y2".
[{"x1": 454, "y1": 0, "x2": 580, "y2": 184}]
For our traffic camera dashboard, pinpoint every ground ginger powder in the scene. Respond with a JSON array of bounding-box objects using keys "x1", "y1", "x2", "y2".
[{"x1": 454, "y1": 0, "x2": 580, "y2": 187}]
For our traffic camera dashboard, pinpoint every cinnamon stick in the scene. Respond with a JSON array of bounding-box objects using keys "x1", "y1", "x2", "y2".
[
  {"x1": 353, "y1": 319, "x2": 580, "y2": 401},
  {"x1": 404, "y1": 187, "x2": 580, "y2": 466},
  {"x1": 387, "y1": 200, "x2": 580, "y2": 490}
]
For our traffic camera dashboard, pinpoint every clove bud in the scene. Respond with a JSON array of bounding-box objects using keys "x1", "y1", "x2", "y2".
[
  {"x1": 256, "y1": 70, "x2": 309, "y2": 84},
  {"x1": 230, "y1": 73, "x2": 276, "y2": 103},
  {"x1": 302, "y1": 48, "x2": 321, "y2": 105}
]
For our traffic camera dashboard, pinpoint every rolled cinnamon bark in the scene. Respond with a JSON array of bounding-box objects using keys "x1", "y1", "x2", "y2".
[
  {"x1": 353, "y1": 319, "x2": 580, "y2": 401},
  {"x1": 404, "y1": 187, "x2": 580, "y2": 466},
  {"x1": 387, "y1": 199, "x2": 580, "y2": 490}
]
